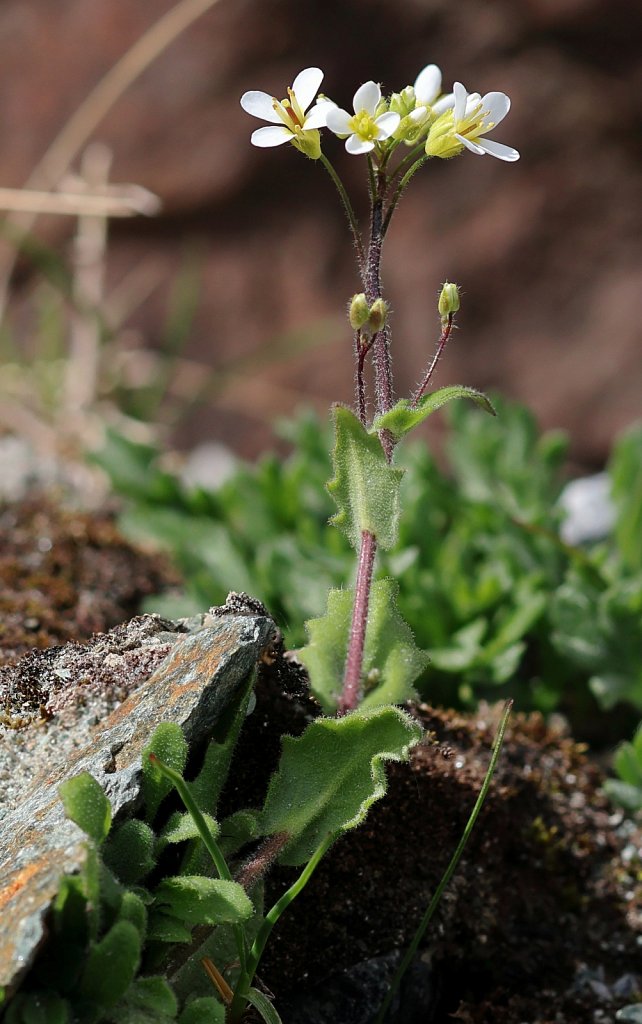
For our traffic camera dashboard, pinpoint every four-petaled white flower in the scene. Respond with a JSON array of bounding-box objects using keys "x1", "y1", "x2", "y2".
[
  {"x1": 427, "y1": 81, "x2": 519, "y2": 162},
  {"x1": 240, "y1": 68, "x2": 328, "y2": 157},
  {"x1": 325, "y1": 81, "x2": 400, "y2": 155}
]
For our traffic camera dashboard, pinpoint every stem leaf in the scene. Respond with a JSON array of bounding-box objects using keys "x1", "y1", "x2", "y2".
[
  {"x1": 259, "y1": 704, "x2": 423, "y2": 865},
  {"x1": 299, "y1": 579, "x2": 429, "y2": 713},
  {"x1": 327, "y1": 405, "x2": 404, "y2": 550},
  {"x1": 373, "y1": 387, "x2": 495, "y2": 442},
  {"x1": 246, "y1": 987, "x2": 284, "y2": 1024}
]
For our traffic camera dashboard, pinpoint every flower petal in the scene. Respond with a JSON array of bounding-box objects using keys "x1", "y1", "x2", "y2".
[
  {"x1": 414, "y1": 64, "x2": 442, "y2": 105},
  {"x1": 241, "y1": 90, "x2": 282, "y2": 124},
  {"x1": 476, "y1": 138, "x2": 520, "y2": 161},
  {"x1": 479, "y1": 91, "x2": 511, "y2": 130},
  {"x1": 292, "y1": 67, "x2": 324, "y2": 113},
  {"x1": 453, "y1": 82, "x2": 468, "y2": 123},
  {"x1": 432, "y1": 92, "x2": 455, "y2": 115},
  {"x1": 325, "y1": 107, "x2": 353, "y2": 135},
  {"x1": 304, "y1": 102, "x2": 332, "y2": 129},
  {"x1": 374, "y1": 111, "x2": 401, "y2": 139},
  {"x1": 352, "y1": 80, "x2": 381, "y2": 115},
  {"x1": 250, "y1": 125, "x2": 292, "y2": 147},
  {"x1": 345, "y1": 134, "x2": 375, "y2": 155},
  {"x1": 455, "y1": 133, "x2": 487, "y2": 156}
]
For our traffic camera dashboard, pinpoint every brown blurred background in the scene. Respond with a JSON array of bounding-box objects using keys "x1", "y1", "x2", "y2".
[{"x1": 1, "y1": 0, "x2": 641, "y2": 467}]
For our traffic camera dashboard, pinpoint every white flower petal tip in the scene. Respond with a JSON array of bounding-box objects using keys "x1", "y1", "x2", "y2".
[
  {"x1": 240, "y1": 68, "x2": 327, "y2": 154},
  {"x1": 414, "y1": 64, "x2": 442, "y2": 105},
  {"x1": 353, "y1": 81, "x2": 381, "y2": 115}
]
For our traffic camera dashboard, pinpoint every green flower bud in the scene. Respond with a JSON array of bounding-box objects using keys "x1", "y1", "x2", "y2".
[
  {"x1": 367, "y1": 298, "x2": 388, "y2": 335},
  {"x1": 389, "y1": 86, "x2": 416, "y2": 118},
  {"x1": 438, "y1": 282, "x2": 460, "y2": 319},
  {"x1": 349, "y1": 293, "x2": 370, "y2": 331},
  {"x1": 425, "y1": 113, "x2": 463, "y2": 160}
]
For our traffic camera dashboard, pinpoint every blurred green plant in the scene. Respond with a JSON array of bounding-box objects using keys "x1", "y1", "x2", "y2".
[{"x1": 95, "y1": 395, "x2": 642, "y2": 732}]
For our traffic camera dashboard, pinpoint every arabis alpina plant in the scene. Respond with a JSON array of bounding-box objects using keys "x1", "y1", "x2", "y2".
[{"x1": 241, "y1": 60, "x2": 519, "y2": 714}]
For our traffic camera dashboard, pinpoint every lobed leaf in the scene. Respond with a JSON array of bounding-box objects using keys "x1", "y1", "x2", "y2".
[
  {"x1": 259, "y1": 704, "x2": 423, "y2": 865},
  {"x1": 298, "y1": 579, "x2": 429, "y2": 713},
  {"x1": 373, "y1": 387, "x2": 495, "y2": 442},
  {"x1": 58, "y1": 772, "x2": 112, "y2": 846},
  {"x1": 327, "y1": 405, "x2": 404, "y2": 550}
]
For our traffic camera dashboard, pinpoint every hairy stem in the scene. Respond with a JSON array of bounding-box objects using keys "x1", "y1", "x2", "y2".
[
  {"x1": 411, "y1": 313, "x2": 455, "y2": 406},
  {"x1": 339, "y1": 529, "x2": 377, "y2": 715}
]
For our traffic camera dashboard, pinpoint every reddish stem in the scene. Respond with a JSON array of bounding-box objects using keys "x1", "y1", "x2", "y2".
[
  {"x1": 411, "y1": 314, "x2": 454, "y2": 408},
  {"x1": 339, "y1": 529, "x2": 377, "y2": 716}
]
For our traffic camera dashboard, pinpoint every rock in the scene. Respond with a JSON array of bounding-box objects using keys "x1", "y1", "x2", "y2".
[{"x1": 0, "y1": 611, "x2": 277, "y2": 994}]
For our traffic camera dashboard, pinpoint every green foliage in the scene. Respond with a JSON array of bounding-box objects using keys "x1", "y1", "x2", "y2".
[
  {"x1": 246, "y1": 988, "x2": 284, "y2": 1024},
  {"x1": 610, "y1": 423, "x2": 642, "y2": 573},
  {"x1": 299, "y1": 579, "x2": 429, "y2": 712},
  {"x1": 327, "y1": 404, "x2": 404, "y2": 550},
  {"x1": 372, "y1": 386, "x2": 495, "y2": 441},
  {"x1": 58, "y1": 772, "x2": 112, "y2": 845},
  {"x1": 604, "y1": 722, "x2": 642, "y2": 812},
  {"x1": 103, "y1": 820, "x2": 156, "y2": 884},
  {"x1": 260, "y1": 705, "x2": 423, "y2": 865},
  {"x1": 4, "y1": 992, "x2": 70, "y2": 1024},
  {"x1": 153, "y1": 876, "x2": 253, "y2": 927},
  {"x1": 79, "y1": 920, "x2": 141, "y2": 1010},
  {"x1": 107, "y1": 977, "x2": 178, "y2": 1024},
  {"x1": 142, "y1": 722, "x2": 188, "y2": 822},
  {"x1": 178, "y1": 998, "x2": 226, "y2": 1024}
]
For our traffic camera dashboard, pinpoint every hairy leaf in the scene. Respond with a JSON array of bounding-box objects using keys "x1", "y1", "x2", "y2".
[
  {"x1": 79, "y1": 921, "x2": 141, "y2": 1009},
  {"x1": 58, "y1": 772, "x2": 111, "y2": 846},
  {"x1": 178, "y1": 997, "x2": 226, "y2": 1024},
  {"x1": 154, "y1": 876, "x2": 253, "y2": 927},
  {"x1": 103, "y1": 819, "x2": 156, "y2": 884},
  {"x1": 298, "y1": 579, "x2": 429, "y2": 713},
  {"x1": 373, "y1": 387, "x2": 495, "y2": 441},
  {"x1": 327, "y1": 405, "x2": 404, "y2": 550},
  {"x1": 142, "y1": 722, "x2": 188, "y2": 822},
  {"x1": 260, "y1": 705, "x2": 423, "y2": 865}
]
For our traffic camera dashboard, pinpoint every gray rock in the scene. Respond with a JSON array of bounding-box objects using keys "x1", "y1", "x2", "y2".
[{"x1": 0, "y1": 612, "x2": 276, "y2": 994}]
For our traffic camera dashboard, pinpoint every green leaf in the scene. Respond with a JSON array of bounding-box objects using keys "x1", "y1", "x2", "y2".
[
  {"x1": 58, "y1": 772, "x2": 111, "y2": 845},
  {"x1": 218, "y1": 810, "x2": 260, "y2": 858},
  {"x1": 372, "y1": 387, "x2": 495, "y2": 441},
  {"x1": 142, "y1": 722, "x2": 188, "y2": 822},
  {"x1": 154, "y1": 876, "x2": 253, "y2": 926},
  {"x1": 4, "y1": 992, "x2": 70, "y2": 1024},
  {"x1": 117, "y1": 977, "x2": 177, "y2": 1021},
  {"x1": 103, "y1": 819, "x2": 156, "y2": 884},
  {"x1": 117, "y1": 890, "x2": 148, "y2": 938},
  {"x1": 246, "y1": 988, "x2": 284, "y2": 1024},
  {"x1": 327, "y1": 405, "x2": 404, "y2": 550},
  {"x1": 260, "y1": 705, "x2": 423, "y2": 865},
  {"x1": 299, "y1": 579, "x2": 429, "y2": 713},
  {"x1": 610, "y1": 423, "x2": 642, "y2": 572},
  {"x1": 158, "y1": 810, "x2": 220, "y2": 851},
  {"x1": 179, "y1": 997, "x2": 226, "y2": 1024},
  {"x1": 79, "y1": 920, "x2": 141, "y2": 1009},
  {"x1": 146, "y1": 912, "x2": 193, "y2": 944}
]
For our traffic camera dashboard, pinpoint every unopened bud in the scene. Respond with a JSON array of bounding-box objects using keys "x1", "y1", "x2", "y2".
[
  {"x1": 438, "y1": 282, "x2": 460, "y2": 320},
  {"x1": 367, "y1": 298, "x2": 388, "y2": 335},
  {"x1": 389, "y1": 86, "x2": 416, "y2": 118},
  {"x1": 349, "y1": 293, "x2": 370, "y2": 331}
]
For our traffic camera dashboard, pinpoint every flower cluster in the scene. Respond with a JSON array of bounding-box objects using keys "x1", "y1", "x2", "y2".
[{"x1": 240, "y1": 63, "x2": 519, "y2": 163}]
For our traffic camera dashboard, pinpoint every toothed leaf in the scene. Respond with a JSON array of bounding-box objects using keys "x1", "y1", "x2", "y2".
[
  {"x1": 327, "y1": 405, "x2": 404, "y2": 550},
  {"x1": 298, "y1": 578, "x2": 429, "y2": 713},
  {"x1": 373, "y1": 387, "x2": 495, "y2": 441},
  {"x1": 260, "y1": 704, "x2": 423, "y2": 865}
]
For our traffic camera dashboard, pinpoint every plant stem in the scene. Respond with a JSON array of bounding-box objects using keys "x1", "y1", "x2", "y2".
[
  {"x1": 339, "y1": 529, "x2": 377, "y2": 715},
  {"x1": 411, "y1": 313, "x2": 455, "y2": 407},
  {"x1": 382, "y1": 154, "x2": 427, "y2": 238},
  {"x1": 229, "y1": 833, "x2": 335, "y2": 1022},
  {"x1": 320, "y1": 153, "x2": 365, "y2": 270},
  {"x1": 374, "y1": 700, "x2": 513, "y2": 1024},
  {"x1": 364, "y1": 178, "x2": 395, "y2": 460}
]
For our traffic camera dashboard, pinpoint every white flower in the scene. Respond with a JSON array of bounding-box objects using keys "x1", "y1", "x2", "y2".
[
  {"x1": 392, "y1": 63, "x2": 453, "y2": 143},
  {"x1": 325, "y1": 81, "x2": 400, "y2": 155},
  {"x1": 426, "y1": 81, "x2": 519, "y2": 162},
  {"x1": 240, "y1": 68, "x2": 328, "y2": 157},
  {"x1": 414, "y1": 63, "x2": 453, "y2": 115}
]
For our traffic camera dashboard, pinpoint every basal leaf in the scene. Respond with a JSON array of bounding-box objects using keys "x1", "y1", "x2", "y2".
[
  {"x1": 58, "y1": 772, "x2": 111, "y2": 846},
  {"x1": 103, "y1": 819, "x2": 156, "y2": 884},
  {"x1": 153, "y1": 876, "x2": 253, "y2": 927},
  {"x1": 142, "y1": 722, "x2": 188, "y2": 822},
  {"x1": 79, "y1": 920, "x2": 141, "y2": 1009},
  {"x1": 298, "y1": 579, "x2": 429, "y2": 713},
  {"x1": 373, "y1": 387, "x2": 495, "y2": 442},
  {"x1": 259, "y1": 705, "x2": 423, "y2": 865},
  {"x1": 178, "y1": 997, "x2": 226, "y2": 1024},
  {"x1": 327, "y1": 405, "x2": 404, "y2": 550}
]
